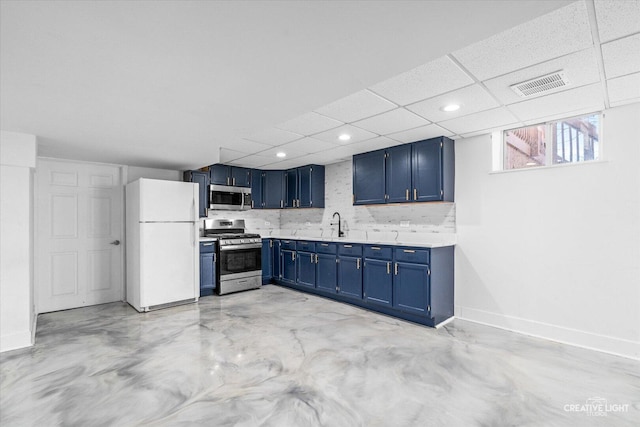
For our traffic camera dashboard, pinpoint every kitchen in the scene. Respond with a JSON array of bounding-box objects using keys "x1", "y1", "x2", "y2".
[{"x1": 1, "y1": 1, "x2": 639, "y2": 425}]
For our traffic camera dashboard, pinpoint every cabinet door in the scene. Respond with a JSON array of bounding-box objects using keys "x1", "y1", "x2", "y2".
[
  {"x1": 262, "y1": 240, "x2": 272, "y2": 283},
  {"x1": 412, "y1": 138, "x2": 443, "y2": 202},
  {"x1": 386, "y1": 145, "x2": 412, "y2": 203},
  {"x1": 200, "y1": 253, "x2": 215, "y2": 295},
  {"x1": 353, "y1": 150, "x2": 386, "y2": 205},
  {"x1": 298, "y1": 166, "x2": 311, "y2": 208},
  {"x1": 251, "y1": 170, "x2": 263, "y2": 209},
  {"x1": 337, "y1": 256, "x2": 362, "y2": 298},
  {"x1": 296, "y1": 251, "x2": 316, "y2": 287},
  {"x1": 281, "y1": 249, "x2": 296, "y2": 284},
  {"x1": 263, "y1": 170, "x2": 284, "y2": 209},
  {"x1": 284, "y1": 169, "x2": 298, "y2": 208},
  {"x1": 363, "y1": 258, "x2": 392, "y2": 307},
  {"x1": 394, "y1": 261, "x2": 430, "y2": 315},
  {"x1": 316, "y1": 253, "x2": 337, "y2": 293},
  {"x1": 210, "y1": 164, "x2": 230, "y2": 185},
  {"x1": 272, "y1": 240, "x2": 281, "y2": 279},
  {"x1": 190, "y1": 171, "x2": 209, "y2": 217},
  {"x1": 231, "y1": 167, "x2": 251, "y2": 187}
]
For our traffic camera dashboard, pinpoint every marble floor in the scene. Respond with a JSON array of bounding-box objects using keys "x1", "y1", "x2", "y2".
[{"x1": 1, "y1": 285, "x2": 638, "y2": 426}]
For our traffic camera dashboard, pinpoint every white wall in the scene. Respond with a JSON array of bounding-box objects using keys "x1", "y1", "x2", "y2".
[
  {"x1": 0, "y1": 131, "x2": 37, "y2": 352},
  {"x1": 455, "y1": 103, "x2": 640, "y2": 359},
  {"x1": 126, "y1": 165, "x2": 181, "y2": 183}
]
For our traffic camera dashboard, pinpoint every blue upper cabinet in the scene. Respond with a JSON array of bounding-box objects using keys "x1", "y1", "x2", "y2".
[
  {"x1": 251, "y1": 169, "x2": 263, "y2": 209},
  {"x1": 183, "y1": 170, "x2": 209, "y2": 217},
  {"x1": 352, "y1": 136, "x2": 454, "y2": 205},
  {"x1": 386, "y1": 144, "x2": 412, "y2": 203},
  {"x1": 262, "y1": 170, "x2": 285, "y2": 209},
  {"x1": 209, "y1": 164, "x2": 251, "y2": 187},
  {"x1": 284, "y1": 165, "x2": 325, "y2": 208},
  {"x1": 353, "y1": 149, "x2": 386, "y2": 205},
  {"x1": 412, "y1": 137, "x2": 455, "y2": 202}
]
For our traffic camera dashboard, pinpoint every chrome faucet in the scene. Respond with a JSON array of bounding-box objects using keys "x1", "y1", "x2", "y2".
[{"x1": 332, "y1": 212, "x2": 344, "y2": 237}]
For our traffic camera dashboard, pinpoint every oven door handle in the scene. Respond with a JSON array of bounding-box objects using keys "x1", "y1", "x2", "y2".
[{"x1": 220, "y1": 243, "x2": 262, "y2": 251}]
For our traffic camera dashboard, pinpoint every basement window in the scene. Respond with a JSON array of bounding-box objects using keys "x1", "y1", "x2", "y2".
[{"x1": 503, "y1": 113, "x2": 601, "y2": 170}]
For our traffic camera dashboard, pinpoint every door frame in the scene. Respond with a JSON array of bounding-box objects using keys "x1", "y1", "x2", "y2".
[{"x1": 34, "y1": 157, "x2": 127, "y2": 315}]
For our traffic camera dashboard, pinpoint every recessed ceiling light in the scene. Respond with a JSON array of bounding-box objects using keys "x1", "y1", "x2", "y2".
[
  {"x1": 441, "y1": 104, "x2": 461, "y2": 112},
  {"x1": 338, "y1": 133, "x2": 351, "y2": 141},
  {"x1": 276, "y1": 152, "x2": 286, "y2": 158}
]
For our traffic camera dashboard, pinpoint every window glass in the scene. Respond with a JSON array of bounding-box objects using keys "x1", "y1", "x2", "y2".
[{"x1": 503, "y1": 113, "x2": 600, "y2": 170}]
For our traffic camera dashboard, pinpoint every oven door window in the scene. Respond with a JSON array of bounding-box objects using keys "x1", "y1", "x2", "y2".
[
  {"x1": 220, "y1": 247, "x2": 261, "y2": 275},
  {"x1": 210, "y1": 191, "x2": 243, "y2": 207}
]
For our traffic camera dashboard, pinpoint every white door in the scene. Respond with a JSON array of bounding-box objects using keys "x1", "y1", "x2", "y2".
[{"x1": 36, "y1": 159, "x2": 124, "y2": 313}]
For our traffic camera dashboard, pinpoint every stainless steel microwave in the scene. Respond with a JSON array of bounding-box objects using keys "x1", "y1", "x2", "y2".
[{"x1": 209, "y1": 184, "x2": 252, "y2": 211}]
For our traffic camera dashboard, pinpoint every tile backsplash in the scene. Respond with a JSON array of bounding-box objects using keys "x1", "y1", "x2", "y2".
[{"x1": 202, "y1": 159, "x2": 455, "y2": 238}]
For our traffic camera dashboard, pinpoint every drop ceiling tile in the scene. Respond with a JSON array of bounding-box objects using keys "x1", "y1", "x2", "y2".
[
  {"x1": 314, "y1": 89, "x2": 396, "y2": 123},
  {"x1": 483, "y1": 48, "x2": 600, "y2": 105},
  {"x1": 277, "y1": 137, "x2": 340, "y2": 155},
  {"x1": 369, "y1": 56, "x2": 474, "y2": 106},
  {"x1": 229, "y1": 155, "x2": 273, "y2": 169},
  {"x1": 312, "y1": 124, "x2": 377, "y2": 144},
  {"x1": 437, "y1": 108, "x2": 520, "y2": 136},
  {"x1": 261, "y1": 157, "x2": 318, "y2": 170},
  {"x1": 352, "y1": 108, "x2": 430, "y2": 136},
  {"x1": 348, "y1": 136, "x2": 401, "y2": 154},
  {"x1": 594, "y1": 0, "x2": 640, "y2": 43},
  {"x1": 276, "y1": 112, "x2": 344, "y2": 136},
  {"x1": 509, "y1": 83, "x2": 604, "y2": 124},
  {"x1": 387, "y1": 124, "x2": 455, "y2": 144},
  {"x1": 602, "y1": 34, "x2": 640, "y2": 79},
  {"x1": 223, "y1": 139, "x2": 273, "y2": 155},
  {"x1": 452, "y1": 1, "x2": 592, "y2": 81},
  {"x1": 254, "y1": 145, "x2": 308, "y2": 160},
  {"x1": 607, "y1": 72, "x2": 640, "y2": 106},
  {"x1": 407, "y1": 84, "x2": 500, "y2": 122},
  {"x1": 219, "y1": 148, "x2": 248, "y2": 163},
  {"x1": 244, "y1": 127, "x2": 304, "y2": 146}
]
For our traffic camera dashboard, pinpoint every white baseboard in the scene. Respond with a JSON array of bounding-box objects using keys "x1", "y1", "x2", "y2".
[
  {"x1": 456, "y1": 305, "x2": 640, "y2": 361},
  {"x1": 0, "y1": 330, "x2": 33, "y2": 353}
]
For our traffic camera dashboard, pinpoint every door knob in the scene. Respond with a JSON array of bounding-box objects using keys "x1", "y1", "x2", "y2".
[{"x1": 110, "y1": 240, "x2": 120, "y2": 246}]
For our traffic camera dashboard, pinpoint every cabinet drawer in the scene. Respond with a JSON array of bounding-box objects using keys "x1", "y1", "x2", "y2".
[
  {"x1": 280, "y1": 240, "x2": 297, "y2": 250},
  {"x1": 199, "y1": 241, "x2": 216, "y2": 253},
  {"x1": 338, "y1": 243, "x2": 362, "y2": 256},
  {"x1": 363, "y1": 245, "x2": 392, "y2": 259},
  {"x1": 394, "y1": 247, "x2": 430, "y2": 264},
  {"x1": 296, "y1": 241, "x2": 316, "y2": 252},
  {"x1": 316, "y1": 242, "x2": 337, "y2": 254}
]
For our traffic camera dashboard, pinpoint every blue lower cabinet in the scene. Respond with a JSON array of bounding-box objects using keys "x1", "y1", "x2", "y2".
[
  {"x1": 337, "y1": 256, "x2": 362, "y2": 299},
  {"x1": 393, "y1": 261, "x2": 430, "y2": 316},
  {"x1": 199, "y1": 242, "x2": 216, "y2": 296},
  {"x1": 296, "y1": 251, "x2": 316, "y2": 288},
  {"x1": 363, "y1": 258, "x2": 392, "y2": 307},
  {"x1": 281, "y1": 249, "x2": 296, "y2": 285},
  {"x1": 262, "y1": 239, "x2": 273, "y2": 284},
  {"x1": 316, "y1": 252, "x2": 337, "y2": 293},
  {"x1": 272, "y1": 240, "x2": 281, "y2": 280}
]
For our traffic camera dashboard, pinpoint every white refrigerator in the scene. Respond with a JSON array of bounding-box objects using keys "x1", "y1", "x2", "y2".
[{"x1": 126, "y1": 178, "x2": 199, "y2": 312}]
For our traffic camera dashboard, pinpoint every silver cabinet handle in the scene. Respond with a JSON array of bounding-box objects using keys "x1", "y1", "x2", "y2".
[
  {"x1": 202, "y1": 242, "x2": 214, "y2": 246},
  {"x1": 292, "y1": 252, "x2": 295, "y2": 261},
  {"x1": 414, "y1": 188, "x2": 417, "y2": 200},
  {"x1": 357, "y1": 258, "x2": 361, "y2": 269},
  {"x1": 387, "y1": 262, "x2": 390, "y2": 274},
  {"x1": 213, "y1": 253, "x2": 216, "y2": 262},
  {"x1": 233, "y1": 177, "x2": 236, "y2": 186},
  {"x1": 315, "y1": 254, "x2": 318, "y2": 263},
  {"x1": 320, "y1": 243, "x2": 329, "y2": 246},
  {"x1": 371, "y1": 246, "x2": 381, "y2": 250},
  {"x1": 310, "y1": 254, "x2": 313, "y2": 263},
  {"x1": 344, "y1": 244, "x2": 352, "y2": 248},
  {"x1": 406, "y1": 189, "x2": 409, "y2": 201},
  {"x1": 403, "y1": 249, "x2": 415, "y2": 253},
  {"x1": 110, "y1": 240, "x2": 120, "y2": 245},
  {"x1": 394, "y1": 263, "x2": 398, "y2": 275}
]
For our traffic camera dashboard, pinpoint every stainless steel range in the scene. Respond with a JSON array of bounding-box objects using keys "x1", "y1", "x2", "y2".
[{"x1": 204, "y1": 219, "x2": 261, "y2": 295}]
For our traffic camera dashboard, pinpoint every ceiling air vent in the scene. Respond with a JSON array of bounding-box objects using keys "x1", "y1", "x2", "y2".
[{"x1": 510, "y1": 71, "x2": 569, "y2": 98}]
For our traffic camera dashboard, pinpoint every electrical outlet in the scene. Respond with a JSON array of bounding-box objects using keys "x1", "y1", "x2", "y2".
[
  {"x1": 400, "y1": 221, "x2": 410, "y2": 228},
  {"x1": 264, "y1": 221, "x2": 270, "y2": 226}
]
